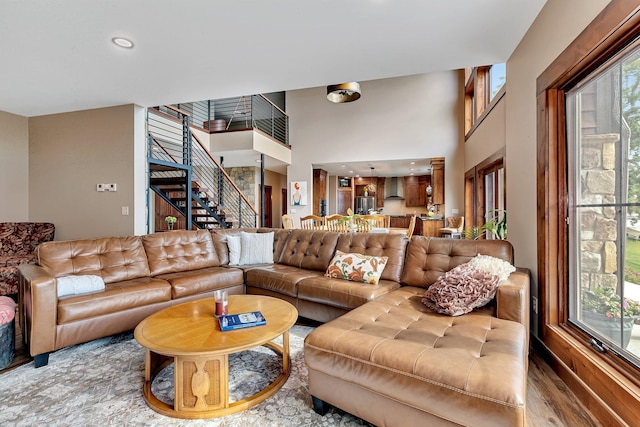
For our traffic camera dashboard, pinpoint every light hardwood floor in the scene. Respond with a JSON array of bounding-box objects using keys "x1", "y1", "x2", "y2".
[
  {"x1": 2, "y1": 312, "x2": 602, "y2": 426},
  {"x1": 527, "y1": 352, "x2": 601, "y2": 426}
]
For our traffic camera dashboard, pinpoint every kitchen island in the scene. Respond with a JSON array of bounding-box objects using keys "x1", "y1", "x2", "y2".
[{"x1": 389, "y1": 215, "x2": 444, "y2": 237}]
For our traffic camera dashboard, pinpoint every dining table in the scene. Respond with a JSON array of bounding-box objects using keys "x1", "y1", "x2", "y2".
[{"x1": 371, "y1": 227, "x2": 409, "y2": 235}]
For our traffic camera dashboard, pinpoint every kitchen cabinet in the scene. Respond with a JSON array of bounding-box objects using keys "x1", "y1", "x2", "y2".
[
  {"x1": 431, "y1": 158, "x2": 444, "y2": 205},
  {"x1": 413, "y1": 217, "x2": 423, "y2": 236},
  {"x1": 421, "y1": 219, "x2": 445, "y2": 237},
  {"x1": 354, "y1": 176, "x2": 385, "y2": 209},
  {"x1": 376, "y1": 177, "x2": 385, "y2": 208},
  {"x1": 337, "y1": 177, "x2": 353, "y2": 215},
  {"x1": 389, "y1": 216, "x2": 411, "y2": 228},
  {"x1": 313, "y1": 169, "x2": 327, "y2": 216},
  {"x1": 404, "y1": 175, "x2": 428, "y2": 207}
]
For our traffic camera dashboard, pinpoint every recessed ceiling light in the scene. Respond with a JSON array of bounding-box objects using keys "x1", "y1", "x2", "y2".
[
  {"x1": 349, "y1": 170, "x2": 354, "y2": 174},
  {"x1": 410, "y1": 168, "x2": 414, "y2": 171},
  {"x1": 341, "y1": 164, "x2": 346, "y2": 168},
  {"x1": 112, "y1": 37, "x2": 134, "y2": 48},
  {"x1": 410, "y1": 172, "x2": 415, "y2": 175},
  {"x1": 255, "y1": 159, "x2": 262, "y2": 163},
  {"x1": 410, "y1": 161, "x2": 416, "y2": 165}
]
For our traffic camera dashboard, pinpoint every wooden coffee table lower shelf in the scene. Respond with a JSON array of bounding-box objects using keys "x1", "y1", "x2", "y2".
[{"x1": 134, "y1": 295, "x2": 298, "y2": 419}]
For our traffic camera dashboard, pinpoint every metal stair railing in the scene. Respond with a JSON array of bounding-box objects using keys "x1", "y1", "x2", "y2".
[
  {"x1": 190, "y1": 131, "x2": 258, "y2": 228},
  {"x1": 148, "y1": 107, "x2": 258, "y2": 229},
  {"x1": 176, "y1": 94, "x2": 289, "y2": 146}
]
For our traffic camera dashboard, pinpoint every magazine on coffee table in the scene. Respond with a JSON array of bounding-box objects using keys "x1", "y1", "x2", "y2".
[{"x1": 218, "y1": 311, "x2": 266, "y2": 331}]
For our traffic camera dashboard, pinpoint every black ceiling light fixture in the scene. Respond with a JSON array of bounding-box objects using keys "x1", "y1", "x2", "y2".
[{"x1": 327, "y1": 82, "x2": 361, "y2": 103}]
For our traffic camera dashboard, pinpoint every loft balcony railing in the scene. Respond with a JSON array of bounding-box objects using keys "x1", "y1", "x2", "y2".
[
  {"x1": 147, "y1": 106, "x2": 258, "y2": 229},
  {"x1": 170, "y1": 94, "x2": 289, "y2": 146}
]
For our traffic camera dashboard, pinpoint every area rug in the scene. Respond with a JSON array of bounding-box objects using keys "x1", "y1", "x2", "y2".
[{"x1": 0, "y1": 326, "x2": 372, "y2": 426}]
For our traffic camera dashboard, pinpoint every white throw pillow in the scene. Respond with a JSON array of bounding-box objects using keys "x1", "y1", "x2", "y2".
[
  {"x1": 238, "y1": 231, "x2": 274, "y2": 265},
  {"x1": 226, "y1": 234, "x2": 242, "y2": 265},
  {"x1": 468, "y1": 254, "x2": 516, "y2": 282},
  {"x1": 57, "y1": 275, "x2": 105, "y2": 298}
]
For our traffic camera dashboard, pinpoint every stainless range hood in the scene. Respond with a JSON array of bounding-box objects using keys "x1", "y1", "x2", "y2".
[{"x1": 384, "y1": 177, "x2": 404, "y2": 200}]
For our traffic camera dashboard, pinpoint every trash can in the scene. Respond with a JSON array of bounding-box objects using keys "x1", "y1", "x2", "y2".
[{"x1": 0, "y1": 318, "x2": 14, "y2": 370}]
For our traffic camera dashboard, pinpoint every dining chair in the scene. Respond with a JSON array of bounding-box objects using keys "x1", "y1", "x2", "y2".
[
  {"x1": 355, "y1": 216, "x2": 372, "y2": 232},
  {"x1": 406, "y1": 215, "x2": 417, "y2": 238},
  {"x1": 439, "y1": 216, "x2": 464, "y2": 238},
  {"x1": 361, "y1": 214, "x2": 390, "y2": 229},
  {"x1": 300, "y1": 214, "x2": 325, "y2": 230},
  {"x1": 282, "y1": 214, "x2": 295, "y2": 229},
  {"x1": 325, "y1": 214, "x2": 348, "y2": 232}
]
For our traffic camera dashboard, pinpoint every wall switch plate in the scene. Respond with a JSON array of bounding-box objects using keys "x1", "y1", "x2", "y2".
[
  {"x1": 107, "y1": 183, "x2": 117, "y2": 192},
  {"x1": 532, "y1": 296, "x2": 538, "y2": 314},
  {"x1": 452, "y1": 208, "x2": 459, "y2": 214},
  {"x1": 97, "y1": 184, "x2": 106, "y2": 192},
  {"x1": 121, "y1": 206, "x2": 129, "y2": 215}
]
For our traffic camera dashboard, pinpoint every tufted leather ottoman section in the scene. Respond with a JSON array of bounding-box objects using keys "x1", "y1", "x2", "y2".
[{"x1": 305, "y1": 287, "x2": 528, "y2": 427}]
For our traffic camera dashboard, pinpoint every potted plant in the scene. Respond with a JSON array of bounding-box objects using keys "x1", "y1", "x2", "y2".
[
  {"x1": 164, "y1": 216, "x2": 177, "y2": 230},
  {"x1": 463, "y1": 209, "x2": 507, "y2": 240},
  {"x1": 339, "y1": 208, "x2": 361, "y2": 232},
  {"x1": 482, "y1": 209, "x2": 507, "y2": 240},
  {"x1": 581, "y1": 286, "x2": 640, "y2": 348}
]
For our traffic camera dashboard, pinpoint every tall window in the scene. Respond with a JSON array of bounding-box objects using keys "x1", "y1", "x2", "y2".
[
  {"x1": 566, "y1": 41, "x2": 640, "y2": 367},
  {"x1": 538, "y1": 2, "x2": 640, "y2": 420},
  {"x1": 464, "y1": 153, "x2": 505, "y2": 239},
  {"x1": 465, "y1": 63, "x2": 506, "y2": 136}
]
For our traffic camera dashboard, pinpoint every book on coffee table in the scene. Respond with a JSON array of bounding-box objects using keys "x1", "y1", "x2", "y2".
[{"x1": 218, "y1": 311, "x2": 266, "y2": 331}]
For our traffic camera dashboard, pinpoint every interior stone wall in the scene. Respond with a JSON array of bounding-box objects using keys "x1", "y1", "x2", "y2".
[
  {"x1": 580, "y1": 133, "x2": 619, "y2": 290},
  {"x1": 226, "y1": 166, "x2": 256, "y2": 206}
]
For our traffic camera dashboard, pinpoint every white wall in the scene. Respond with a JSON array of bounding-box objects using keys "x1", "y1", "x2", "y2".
[
  {"x1": 468, "y1": 0, "x2": 610, "y2": 336},
  {"x1": 29, "y1": 105, "x2": 143, "y2": 240},
  {"x1": 0, "y1": 110, "x2": 29, "y2": 221},
  {"x1": 286, "y1": 71, "x2": 464, "y2": 223}
]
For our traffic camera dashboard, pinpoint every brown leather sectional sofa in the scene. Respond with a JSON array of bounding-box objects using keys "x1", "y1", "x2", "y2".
[{"x1": 19, "y1": 228, "x2": 529, "y2": 426}]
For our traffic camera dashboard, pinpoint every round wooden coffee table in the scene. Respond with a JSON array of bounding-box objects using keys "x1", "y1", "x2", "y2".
[{"x1": 134, "y1": 294, "x2": 298, "y2": 419}]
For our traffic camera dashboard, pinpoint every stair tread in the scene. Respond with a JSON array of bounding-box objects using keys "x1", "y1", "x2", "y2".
[{"x1": 171, "y1": 197, "x2": 210, "y2": 202}]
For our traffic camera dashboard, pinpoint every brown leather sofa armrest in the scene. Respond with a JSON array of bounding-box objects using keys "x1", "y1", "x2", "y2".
[
  {"x1": 496, "y1": 267, "x2": 530, "y2": 341},
  {"x1": 19, "y1": 263, "x2": 57, "y2": 357}
]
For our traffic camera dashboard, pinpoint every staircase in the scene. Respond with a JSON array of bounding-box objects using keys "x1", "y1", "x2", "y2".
[
  {"x1": 150, "y1": 175, "x2": 227, "y2": 229},
  {"x1": 148, "y1": 106, "x2": 257, "y2": 230}
]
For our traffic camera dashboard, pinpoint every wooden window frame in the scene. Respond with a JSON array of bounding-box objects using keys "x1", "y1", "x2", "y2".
[
  {"x1": 536, "y1": 1, "x2": 640, "y2": 425},
  {"x1": 465, "y1": 65, "x2": 507, "y2": 139},
  {"x1": 464, "y1": 149, "x2": 505, "y2": 234}
]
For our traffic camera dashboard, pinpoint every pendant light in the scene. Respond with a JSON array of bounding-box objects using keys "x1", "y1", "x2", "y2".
[
  {"x1": 367, "y1": 167, "x2": 376, "y2": 193},
  {"x1": 327, "y1": 82, "x2": 361, "y2": 103}
]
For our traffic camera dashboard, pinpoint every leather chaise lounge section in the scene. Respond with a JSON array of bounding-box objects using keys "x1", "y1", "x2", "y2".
[
  {"x1": 18, "y1": 227, "x2": 529, "y2": 427},
  {"x1": 304, "y1": 237, "x2": 530, "y2": 427}
]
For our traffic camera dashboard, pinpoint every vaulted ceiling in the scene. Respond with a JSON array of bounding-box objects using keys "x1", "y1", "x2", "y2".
[{"x1": 1, "y1": 0, "x2": 546, "y2": 118}]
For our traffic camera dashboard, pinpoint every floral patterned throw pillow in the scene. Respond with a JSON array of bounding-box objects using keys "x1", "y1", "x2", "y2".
[{"x1": 325, "y1": 250, "x2": 389, "y2": 285}]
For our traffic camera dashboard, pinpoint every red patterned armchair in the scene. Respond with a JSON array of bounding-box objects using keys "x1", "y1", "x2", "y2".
[{"x1": 0, "y1": 222, "x2": 55, "y2": 296}]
